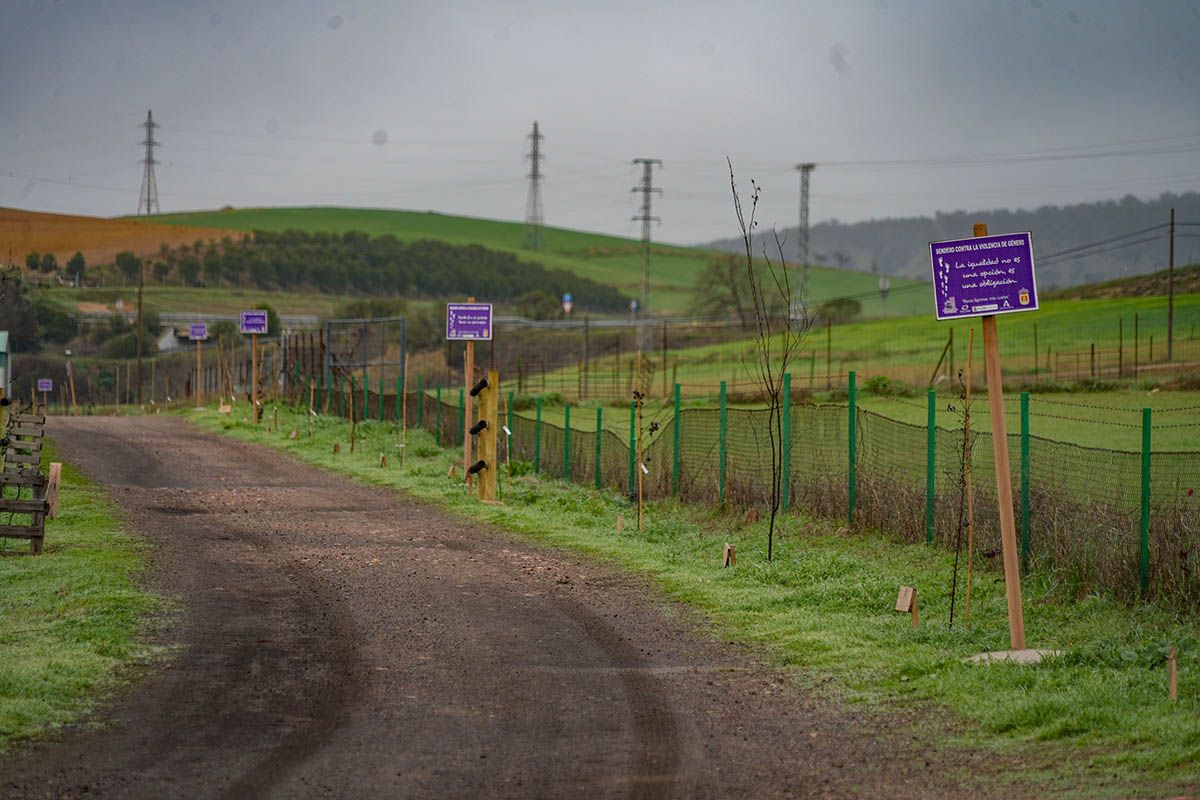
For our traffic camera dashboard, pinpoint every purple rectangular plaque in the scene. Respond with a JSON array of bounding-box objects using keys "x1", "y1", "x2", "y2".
[
  {"x1": 36, "y1": 378, "x2": 52, "y2": 392},
  {"x1": 189, "y1": 322, "x2": 208, "y2": 341},
  {"x1": 446, "y1": 303, "x2": 493, "y2": 341},
  {"x1": 929, "y1": 232, "x2": 1038, "y2": 321},
  {"x1": 239, "y1": 310, "x2": 269, "y2": 335}
]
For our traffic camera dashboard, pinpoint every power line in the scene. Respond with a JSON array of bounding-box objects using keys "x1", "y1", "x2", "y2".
[{"x1": 137, "y1": 110, "x2": 160, "y2": 215}]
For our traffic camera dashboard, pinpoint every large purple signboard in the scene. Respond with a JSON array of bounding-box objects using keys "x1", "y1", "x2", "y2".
[
  {"x1": 929, "y1": 232, "x2": 1038, "y2": 321},
  {"x1": 446, "y1": 303, "x2": 493, "y2": 341}
]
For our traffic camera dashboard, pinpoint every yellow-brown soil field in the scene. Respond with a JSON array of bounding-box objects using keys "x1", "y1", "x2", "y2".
[{"x1": 0, "y1": 207, "x2": 236, "y2": 268}]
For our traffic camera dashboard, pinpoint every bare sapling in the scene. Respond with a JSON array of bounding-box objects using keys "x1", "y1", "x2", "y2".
[{"x1": 728, "y1": 160, "x2": 811, "y2": 561}]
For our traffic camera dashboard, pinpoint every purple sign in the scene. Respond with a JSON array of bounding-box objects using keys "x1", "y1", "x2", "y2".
[
  {"x1": 188, "y1": 322, "x2": 208, "y2": 341},
  {"x1": 930, "y1": 232, "x2": 1038, "y2": 321},
  {"x1": 36, "y1": 378, "x2": 52, "y2": 392},
  {"x1": 239, "y1": 310, "x2": 269, "y2": 335},
  {"x1": 446, "y1": 303, "x2": 493, "y2": 341}
]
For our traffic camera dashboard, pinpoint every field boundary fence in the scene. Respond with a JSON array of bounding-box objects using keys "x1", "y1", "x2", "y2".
[{"x1": 283, "y1": 360, "x2": 1200, "y2": 608}]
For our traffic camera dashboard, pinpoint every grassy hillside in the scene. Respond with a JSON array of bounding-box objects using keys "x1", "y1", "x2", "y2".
[
  {"x1": 532, "y1": 293, "x2": 1200, "y2": 406},
  {"x1": 151, "y1": 207, "x2": 927, "y2": 317}
]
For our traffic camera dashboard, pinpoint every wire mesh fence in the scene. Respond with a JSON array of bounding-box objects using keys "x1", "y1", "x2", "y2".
[{"x1": 269, "y1": 367, "x2": 1199, "y2": 609}]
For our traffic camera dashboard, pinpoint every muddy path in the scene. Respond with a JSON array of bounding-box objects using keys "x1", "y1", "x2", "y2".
[{"x1": 1, "y1": 416, "x2": 1027, "y2": 799}]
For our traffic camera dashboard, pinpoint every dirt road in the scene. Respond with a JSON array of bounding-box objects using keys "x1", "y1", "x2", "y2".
[{"x1": 2, "y1": 417, "x2": 1008, "y2": 799}]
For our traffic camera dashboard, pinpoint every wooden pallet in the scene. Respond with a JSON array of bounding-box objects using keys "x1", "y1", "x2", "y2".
[{"x1": 0, "y1": 407, "x2": 49, "y2": 554}]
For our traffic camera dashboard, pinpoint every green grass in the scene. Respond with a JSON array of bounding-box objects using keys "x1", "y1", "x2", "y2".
[
  {"x1": 857, "y1": 387, "x2": 1200, "y2": 452},
  {"x1": 0, "y1": 442, "x2": 160, "y2": 752},
  {"x1": 149, "y1": 206, "x2": 927, "y2": 317},
  {"x1": 36, "y1": 284, "x2": 365, "y2": 319},
  {"x1": 531, "y1": 293, "x2": 1200, "y2": 405},
  {"x1": 192, "y1": 404, "x2": 1200, "y2": 796}
]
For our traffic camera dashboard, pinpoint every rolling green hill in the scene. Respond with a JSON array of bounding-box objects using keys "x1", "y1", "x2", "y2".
[{"x1": 150, "y1": 207, "x2": 927, "y2": 317}]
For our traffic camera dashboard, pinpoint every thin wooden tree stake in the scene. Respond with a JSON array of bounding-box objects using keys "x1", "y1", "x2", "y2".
[{"x1": 964, "y1": 327, "x2": 977, "y2": 627}]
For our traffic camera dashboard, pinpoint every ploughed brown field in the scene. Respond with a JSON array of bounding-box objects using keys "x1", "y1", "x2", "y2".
[{"x1": 0, "y1": 207, "x2": 236, "y2": 267}]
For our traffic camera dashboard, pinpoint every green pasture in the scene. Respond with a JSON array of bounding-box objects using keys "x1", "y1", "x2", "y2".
[
  {"x1": 432, "y1": 384, "x2": 1199, "y2": 454},
  {"x1": 0, "y1": 442, "x2": 161, "y2": 752},
  {"x1": 530, "y1": 293, "x2": 1200, "y2": 396},
  {"x1": 193, "y1": 405, "x2": 1200, "y2": 797},
  {"x1": 36, "y1": 285, "x2": 361, "y2": 319},
  {"x1": 151, "y1": 206, "x2": 926, "y2": 317}
]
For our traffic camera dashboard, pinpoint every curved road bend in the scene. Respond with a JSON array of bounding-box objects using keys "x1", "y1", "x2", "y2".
[{"x1": 2, "y1": 416, "x2": 1012, "y2": 799}]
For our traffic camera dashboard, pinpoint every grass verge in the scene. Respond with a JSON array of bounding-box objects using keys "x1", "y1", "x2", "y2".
[
  {"x1": 192, "y1": 405, "x2": 1199, "y2": 797},
  {"x1": 0, "y1": 441, "x2": 160, "y2": 753}
]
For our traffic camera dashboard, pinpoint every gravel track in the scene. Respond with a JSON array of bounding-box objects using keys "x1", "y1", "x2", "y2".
[{"x1": 1, "y1": 416, "x2": 1025, "y2": 799}]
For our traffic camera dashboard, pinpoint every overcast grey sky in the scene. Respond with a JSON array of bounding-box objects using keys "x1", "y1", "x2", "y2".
[{"x1": 2, "y1": 0, "x2": 1198, "y2": 244}]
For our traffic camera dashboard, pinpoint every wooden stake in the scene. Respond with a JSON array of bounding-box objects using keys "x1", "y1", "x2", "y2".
[
  {"x1": 723, "y1": 543, "x2": 737, "y2": 567},
  {"x1": 976, "y1": 222, "x2": 1026, "y2": 651},
  {"x1": 252, "y1": 333, "x2": 260, "y2": 424},
  {"x1": 464, "y1": 296, "x2": 476, "y2": 483},
  {"x1": 636, "y1": 349, "x2": 644, "y2": 532},
  {"x1": 68, "y1": 364, "x2": 78, "y2": 416},
  {"x1": 1169, "y1": 647, "x2": 1178, "y2": 701},
  {"x1": 911, "y1": 588, "x2": 919, "y2": 628},
  {"x1": 616, "y1": 512, "x2": 623, "y2": 534},
  {"x1": 196, "y1": 338, "x2": 203, "y2": 407},
  {"x1": 964, "y1": 327, "x2": 977, "y2": 627},
  {"x1": 307, "y1": 379, "x2": 315, "y2": 437},
  {"x1": 47, "y1": 462, "x2": 62, "y2": 519}
]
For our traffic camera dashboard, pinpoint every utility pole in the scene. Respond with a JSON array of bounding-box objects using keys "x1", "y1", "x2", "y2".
[
  {"x1": 137, "y1": 110, "x2": 160, "y2": 216},
  {"x1": 631, "y1": 158, "x2": 662, "y2": 350},
  {"x1": 1168, "y1": 207, "x2": 1175, "y2": 361},
  {"x1": 524, "y1": 121, "x2": 544, "y2": 250},
  {"x1": 795, "y1": 162, "x2": 815, "y2": 295}
]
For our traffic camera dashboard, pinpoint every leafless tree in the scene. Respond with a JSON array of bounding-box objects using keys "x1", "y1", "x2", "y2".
[{"x1": 729, "y1": 160, "x2": 812, "y2": 561}]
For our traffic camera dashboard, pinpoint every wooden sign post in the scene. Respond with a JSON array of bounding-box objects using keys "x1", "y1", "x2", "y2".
[
  {"x1": 975, "y1": 225, "x2": 1025, "y2": 650},
  {"x1": 240, "y1": 312, "x2": 269, "y2": 424},
  {"x1": 445, "y1": 297, "x2": 492, "y2": 482},
  {"x1": 931, "y1": 224, "x2": 1038, "y2": 651}
]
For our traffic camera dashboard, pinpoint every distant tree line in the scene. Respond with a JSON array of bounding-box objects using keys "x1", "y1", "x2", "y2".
[{"x1": 99, "y1": 230, "x2": 630, "y2": 311}]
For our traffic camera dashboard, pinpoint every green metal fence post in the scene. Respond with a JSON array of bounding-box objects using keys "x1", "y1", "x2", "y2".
[
  {"x1": 563, "y1": 405, "x2": 571, "y2": 482},
  {"x1": 595, "y1": 406, "x2": 603, "y2": 489},
  {"x1": 337, "y1": 378, "x2": 344, "y2": 417},
  {"x1": 507, "y1": 392, "x2": 514, "y2": 438},
  {"x1": 534, "y1": 397, "x2": 543, "y2": 474},
  {"x1": 416, "y1": 375, "x2": 424, "y2": 427},
  {"x1": 719, "y1": 380, "x2": 727, "y2": 505},
  {"x1": 458, "y1": 388, "x2": 465, "y2": 446},
  {"x1": 926, "y1": 389, "x2": 936, "y2": 545},
  {"x1": 1020, "y1": 391, "x2": 1031, "y2": 570},
  {"x1": 672, "y1": 383, "x2": 681, "y2": 494},
  {"x1": 504, "y1": 393, "x2": 513, "y2": 470},
  {"x1": 782, "y1": 372, "x2": 792, "y2": 512},
  {"x1": 848, "y1": 370, "x2": 857, "y2": 526},
  {"x1": 1140, "y1": 407, "x2": 1152, "y2": 598},
  {"x1": 435, "y1": 385, "x2": 442, "y2": 446},
  {"x1": 379, "y1": 377, "x2": 384, "y2": 421},
  {"x1": 628, "y1": 400, "x2": 636, "y2": 496}
]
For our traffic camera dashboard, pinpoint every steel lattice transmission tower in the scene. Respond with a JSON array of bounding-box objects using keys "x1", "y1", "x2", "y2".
[
  {"x1": 523, "y1": 121, "x2": 544, "y2": 250},
  {"x1": 137, "y1": 110, "x2": 160, "y2": 216},
  {"x1": 631, "y1": 158, "x2": 662, "y2": 343},
  {"x1": 794, "y1": 162, "x2": 815, "y2": 271}
]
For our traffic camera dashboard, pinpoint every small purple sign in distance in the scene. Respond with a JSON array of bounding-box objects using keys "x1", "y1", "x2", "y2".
[
  {"x1": 36, "y1": 378, "x2": 52, "y2": 392},
  {"x1": 930, "y1": 232, "x2": 1038, "y2": 321},
  {"x1": 188, "y1": 322, "x2": 208, "y2": 341},
  {"x1": 239, "y1": 310, "x2": 269, "y2": 335},
  {"x1": 446, "y1": 302, "x2": 493, "y2": 341}
]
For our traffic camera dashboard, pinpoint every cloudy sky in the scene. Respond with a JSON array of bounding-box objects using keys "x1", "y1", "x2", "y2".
[{"x1": 2, "y1": 0, "x2": 1198, "y2": 244}]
